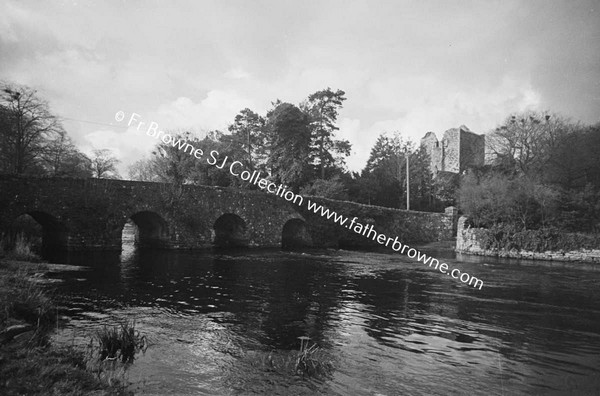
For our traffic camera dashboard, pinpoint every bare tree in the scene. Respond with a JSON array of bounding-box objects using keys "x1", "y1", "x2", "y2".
[
  {"x1": 0, "y1": 82, "x2": 65, "y2": 174},
  {"x1": 128, "y1": 158, "x2": 158, "y2": 182},
  {"x1": 91, "y1": 149, "x2": 121, "y2": 179},
  {"x1": 487, "y1": 111, "x2": 576, "y2": 178},
  {"x1": 43, "y1": 131, "x2": 92, "y2": 178}
]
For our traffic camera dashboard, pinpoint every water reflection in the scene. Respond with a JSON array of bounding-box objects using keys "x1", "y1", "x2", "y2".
[{"x1": 48, "y1": 246, "x2": 600, "y2": 395}]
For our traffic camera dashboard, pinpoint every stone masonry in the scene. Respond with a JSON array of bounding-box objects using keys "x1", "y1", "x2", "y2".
[{"x1": 420, "y1": 125, "x2": 485, "y2": 175}]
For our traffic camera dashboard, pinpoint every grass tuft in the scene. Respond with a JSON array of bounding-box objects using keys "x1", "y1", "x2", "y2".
[
  {"x1": 255, "y1": 336, "x2": 334, "y2": 379},
  {"x1": 90, "y1": 321, "x2": 148, "y2": 363},
  {"x1": 0, "y1": 232, "x2": 41, "y2": 262},
  {"x1": 293, "y1": 336, "x2": 334, "y2": 377}
]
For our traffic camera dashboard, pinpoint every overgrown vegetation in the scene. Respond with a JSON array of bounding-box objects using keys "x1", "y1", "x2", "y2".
[
  {"x1": 0, "y1": 232, "x2": 42, "y2": 262},
  {"x1": 458, "y1": 112, "x2": 600, "y2": 253},
  {"x1": 474, "y1": 225, "x2": 600, "y2": 253},
  {"x1": 0, "y1": 344, "x2": 131, "y2": 395},
  {"x1": 0, "y1": 260, "x2": 142, "y2": 395},
  {"x1": 0, "y1": 263, "x2": 53, "y2": 340}
]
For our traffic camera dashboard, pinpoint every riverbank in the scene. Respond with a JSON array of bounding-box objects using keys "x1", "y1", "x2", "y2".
[
  {"x1": 456, "y1": 217, "x2": 600, "y2": 263},
  {"x1": 0, "y1": 258, "x2": 132, "y2": 395}
]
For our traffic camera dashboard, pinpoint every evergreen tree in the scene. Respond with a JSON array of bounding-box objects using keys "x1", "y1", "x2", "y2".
[{"x1": 301, "y1": 88, "x2": 351, "y2": 178}]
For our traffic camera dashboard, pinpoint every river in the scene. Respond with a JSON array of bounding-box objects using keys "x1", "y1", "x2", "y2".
[{"x1": 46, "y1": 241, "x2": 600, "y2": 395}]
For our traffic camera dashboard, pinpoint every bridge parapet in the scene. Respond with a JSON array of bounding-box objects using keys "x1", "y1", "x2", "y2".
[{"x1": 0, "y1": 175, "x2": 456, "y2": 253}]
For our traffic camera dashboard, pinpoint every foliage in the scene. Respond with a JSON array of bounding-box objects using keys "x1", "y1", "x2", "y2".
[
  {"x1": 127, "y1": 157, "x2": 159, "y2": 182},
  {"x1": 458, "y1": 171, "x2": 561, "y2": 230},
  {"x1": 476, "y1": 224, "x2": 600, "y2": 253},
  {"x1": 90, "y1": 149, "x2": 121, "y2": 179},
  {"x1": 433, "y1": 171, "x2": 460, "y2": 208},
  {"x1": 486, "y1": 111, "x2": 576, "y2": 178},
  {"x1": 0, "y1": 345, "x2": 132, "y2": 395},
  {"x1": 0, "y1": 82, "x2": 90, "y2": 177},
  {"x1": 300, "y1": 87, "x2": 350, "y2": 178},
  {"x1": 554, "y1": 184, "x2": 600, "y2": 233},
  {"x1": 266, "y1": 102, "x2": 312, "y2": 190},
  {"x1": 42, "y1": 132, "x2": 92, "y2": 178},
  {"x1": 544, "y1": 123, "x2": 600, "y2": 189},
  {"x1": 0, "y1": 232, "x2": 41, "y2": 262},
  {"x1": 227, "y1": 108, "x2": 267, "y2": 171},
  {"x1": 485, "y1": 111, "x2": 600, "y2": 192},
  {"x1": 459, "y1": 165, "x2": 600, "y2": 234},
  {"x1": 356, "y1": 132, "x2": 436, "y2": 210},
  {"x1": 0, "y1": 264, "x2": 54, "y2": 346},
  {"x1": 0, "y1": 264, "x2": 132, "y2": 395},
  {"x1": 300, "y1": 175, "x2": 349, "y2": 200}
]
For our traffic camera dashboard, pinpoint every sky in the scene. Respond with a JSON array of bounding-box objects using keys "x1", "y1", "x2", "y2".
[{"x1": 1, "y1": 0, "x2": 599, "y2": 176}]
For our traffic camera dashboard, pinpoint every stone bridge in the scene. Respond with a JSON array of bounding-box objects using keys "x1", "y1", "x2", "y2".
[{"x1": 0, "y1": 175, "x2": 456, "y2": 252}]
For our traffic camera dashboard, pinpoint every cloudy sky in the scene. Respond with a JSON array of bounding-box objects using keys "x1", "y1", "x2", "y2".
[{"x1": 1, "y1": 0, "x2": 599, "y2": 175}]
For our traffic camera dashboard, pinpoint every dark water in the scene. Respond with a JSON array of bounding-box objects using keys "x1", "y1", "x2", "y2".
[{"x1": 47, "y1": 241, "x2": 600, "y2": 395}]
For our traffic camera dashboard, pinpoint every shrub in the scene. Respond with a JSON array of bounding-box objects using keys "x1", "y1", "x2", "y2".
[
  {"x1": 478, "y1": 224, "x2": 600, "y2": 252},
  {"x1": 458, "y1": 172, "x2": 560, "y2": 230}
]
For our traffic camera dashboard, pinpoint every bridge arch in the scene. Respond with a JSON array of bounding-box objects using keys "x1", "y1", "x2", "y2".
[
  {"x1": 4, "y1": 211, "x2": 69, "y2": 254},
  {"x1": 281, "y1": 218, "x2": 313, "y2": 249},
  {"x1": 124, "y1": 211, "x2": 170, "y2": 249},
  {"x1": 213, "y1": 213, "x2": 248, "y2": 247}
]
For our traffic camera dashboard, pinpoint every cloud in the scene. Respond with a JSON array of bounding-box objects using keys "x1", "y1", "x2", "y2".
[
  {"x1": 224, "y1": 68, "x2": 251, "y2": 80},
  {"x1": 1, "y1": 0, "x2": 597, "y2": 180},
  {"x1": 151, "y1": 90, "x2": 254, "y2": 133}
]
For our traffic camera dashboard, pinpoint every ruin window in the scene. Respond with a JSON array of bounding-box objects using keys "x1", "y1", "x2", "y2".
[{"x1": 435, "y1": 142, "x2": 439, "y2": 148}]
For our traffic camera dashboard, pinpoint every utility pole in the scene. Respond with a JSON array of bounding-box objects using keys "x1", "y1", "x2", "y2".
[
  {"x1": 406, "y1": 147, "x2": 410, "y2": 210},
  {"x1": 247, "y1": 129, "x2": 252, "y2": 170}
]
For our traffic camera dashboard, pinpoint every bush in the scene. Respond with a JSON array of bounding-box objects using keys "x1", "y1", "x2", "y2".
[
  {"x1": 301, "y1": 176, "x2": 349, "y2": 200},
  {"x1": 458, "y1": 172, "x2": 559, "y2": 230},
  {"x1": 478, "y1": 224, "x2": 600, "y2": 252}
]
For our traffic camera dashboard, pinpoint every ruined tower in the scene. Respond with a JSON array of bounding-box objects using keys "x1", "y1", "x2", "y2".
[{"x1": 420, "y1": 125, "x2": 485, "y2": 175}]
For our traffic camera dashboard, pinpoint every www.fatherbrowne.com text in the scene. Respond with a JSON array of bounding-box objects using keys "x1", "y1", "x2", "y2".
[{"x1": 117, "y1": 111, "x2": 484, "y2": 290}]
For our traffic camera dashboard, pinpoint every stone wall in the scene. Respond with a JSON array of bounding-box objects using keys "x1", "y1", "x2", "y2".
[
  {"x1": 420, "y1": 126, "x2": 485, "y2": 175},
  {"x1": 459, "y1": 130, "x2": 485, "y2": 171},
  {"x1": 421, "y1": 132, "x2": 444, "y2": 173},
  {"x1": 299, "y1": 197, "x2": 457, "y2": 249},
  {"x1": 442, "y1": 128, "x2": 460, "y2": 173},
  {"x1": 456, "y1": 216, "x2": 600, "y2": 263},
  {"x1": 0, "y1": 175, "x2": 458, "y2": 252}
]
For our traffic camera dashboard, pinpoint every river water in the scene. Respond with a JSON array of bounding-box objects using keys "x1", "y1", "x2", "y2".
[{"x1": 46, "y1": 241, "x2": 600, "y2": 395}]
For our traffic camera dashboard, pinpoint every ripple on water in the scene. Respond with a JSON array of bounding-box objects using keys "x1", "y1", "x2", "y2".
[{"x1": 48, "y1": 248, "x2": 600, "y2": 395}]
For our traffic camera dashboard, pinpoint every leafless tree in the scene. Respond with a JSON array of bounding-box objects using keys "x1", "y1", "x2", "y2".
[
  {"x1": 487, "y1": 111, "x2": 576, "y2": 178},
  {"x1": 0, "y1": 82, "x2": 65, "y2": 174},
  {"x1": 91, "y1": 148, "x2": 121, "y2": 179}
]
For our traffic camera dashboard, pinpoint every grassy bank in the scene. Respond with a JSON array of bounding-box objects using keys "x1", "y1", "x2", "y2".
[{"x1": 0, "y1": 259, "x2": 133, "y2": 395}]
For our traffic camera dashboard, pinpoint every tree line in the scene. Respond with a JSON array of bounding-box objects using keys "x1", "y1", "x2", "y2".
[
  {"x1": 458, "y1": 111, "x2": 600, "y2": 237},
  {"x1": 0, "y1": 82, "x2": 121, "y2": 179},
  {"x1": 3, "y1": 80, "x2": 599, "y2": 234},
  {"x1": 128, "y1": 89, "x2": 442, "y2": 211}
]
